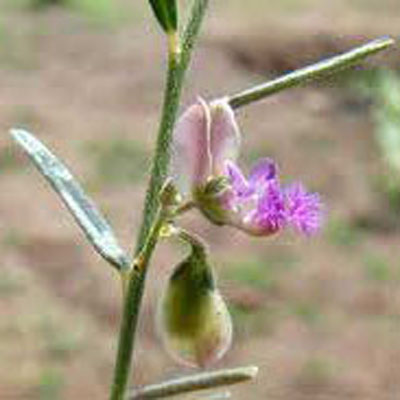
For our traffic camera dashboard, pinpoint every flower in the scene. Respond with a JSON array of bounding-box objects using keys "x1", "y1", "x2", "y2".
[
  {"x1": 170, "y1": 98, "x2": 323, "y2": 236},
  {"x1": 224, "y1": 159, "x2": 322, "y2": 236}
]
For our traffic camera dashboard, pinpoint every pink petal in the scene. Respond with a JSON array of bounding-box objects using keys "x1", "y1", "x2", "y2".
[
  {"x1": 170, "y1": 98, "x2": 211, "y2": 195},
  {"x1": 209, "y1": 99, "x2": 241, "y2": 176},
  {"x1": 225, "y1": 161, "x2": 250, "y2": 198},
  {"x1": 248, "y1": 158, "x2": 278, "y2": 187}
]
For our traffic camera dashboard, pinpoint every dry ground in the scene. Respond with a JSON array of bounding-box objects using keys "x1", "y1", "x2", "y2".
[{"x1": 1, "y1": 0, "x2": 400, "y2": 399}]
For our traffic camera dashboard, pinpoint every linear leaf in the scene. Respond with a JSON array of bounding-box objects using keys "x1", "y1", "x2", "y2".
[
  {"x1": 11, "y1": 129, "x2": 130, "y2": 272},
  {"x1": 129, "y1": 366, "x2": 258, "y2": 399},
  {"x1": 149, "y1": 0, "x2": 178, "y2": 33}
]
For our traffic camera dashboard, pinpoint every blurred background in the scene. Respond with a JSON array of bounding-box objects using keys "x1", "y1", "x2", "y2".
[{"x1": 0, "y1": 0, "x2": 400, "y2": 399}]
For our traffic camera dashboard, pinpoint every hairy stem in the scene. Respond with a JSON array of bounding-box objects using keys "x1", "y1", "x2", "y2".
[
  {"x1": 109, "y1": 1, "x2": 209, "y2": 399},
  {"x1": 228, "y1": 36, "x2": 395, "y2": 109}
]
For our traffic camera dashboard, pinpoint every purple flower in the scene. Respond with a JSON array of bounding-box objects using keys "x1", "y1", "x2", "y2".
[
  {"x1": 170, "y1": 98, "x2": 323, "y2": 237},
  {"x1": 224, "y1": 159, "x2": 322, "y2": 236},
  {"x1": 285, "y1": 182, "x2": 323, "y2": 236}
]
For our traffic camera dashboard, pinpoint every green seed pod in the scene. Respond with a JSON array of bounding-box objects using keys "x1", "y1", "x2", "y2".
[
  {"x1": 148, "y1": 0, "x2": 178, "y2": 34},
  {"x1": 158, "y1": 244, "x2": 232, "y2": 368}
]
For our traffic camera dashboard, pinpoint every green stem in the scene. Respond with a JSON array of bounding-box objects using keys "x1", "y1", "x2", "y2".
[
  {"x1": 109, "y1": 1, "x2": 209, "y2": 399},
  {"x1": 128, "y1": 365, "x2": 258, "y2": 399},
  {"x1": 228, "y1": 36, "x2": 395, "y2": 109},
  {"x1": 173, "y1": 200, "x2": 196, "y2": 216},
  {"x1": 175, "y1": 226, "x2": 207, "y2": 256}
]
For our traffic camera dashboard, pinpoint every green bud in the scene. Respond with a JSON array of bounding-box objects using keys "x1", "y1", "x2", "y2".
[
  {"x1": 157, "y1": 244, "x2": 232, "y2": 368},
  {"x1": 203, "y1": 176, "x2": 230, "y2": 197},
  {"x1": 194, "y1": 176, "x2": 231, "y2": 226},
  {"x1": 160, "y1": 178, "x2": 181, "y2": 208},
  {"x1": 148, "y1": 0, "x2": 178, "y2": 33}
]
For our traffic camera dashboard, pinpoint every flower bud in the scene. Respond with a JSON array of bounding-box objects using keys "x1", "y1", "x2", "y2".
[
  {"x1": 148, "y1": 0, "x2": 178, "y2": 34},
  {"x1": 159, "y1": 178, "x2": 181, "y2": 208},
  {"x1": 157, "y1": 246, "x2": 232, "y2": 368}
]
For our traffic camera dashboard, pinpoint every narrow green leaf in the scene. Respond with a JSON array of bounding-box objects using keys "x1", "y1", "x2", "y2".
[
  {"x1": 228, "y1": 36, "x2": 395, "y2": 109},
  {"x1": 10, "y1": 129, "x2": 130, "y2": 272},
  {"x1": 129, "y1": 365, "x2": 258, "y2": 399},
  {"x1": 149, "y1": 0, "x2": 178, "y2": 33}
]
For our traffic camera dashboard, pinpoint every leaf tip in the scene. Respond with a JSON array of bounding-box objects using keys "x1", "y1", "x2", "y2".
[
  {"x1": 10, "y1": 128, "x2": 32, "y2": 144},
  {"x1": 245, "y1": 366, "x2": 259, "y2": 379}
]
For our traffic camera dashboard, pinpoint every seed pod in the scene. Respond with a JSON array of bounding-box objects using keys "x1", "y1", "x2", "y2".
[
  {"x1": 148, "y1": 0, "x2": 178, "y2": 34},
  {"x1": 158, "y1": 245, "x2": 232, "y2": 368}
]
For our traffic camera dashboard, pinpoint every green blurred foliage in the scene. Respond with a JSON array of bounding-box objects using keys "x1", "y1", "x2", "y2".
[
  {"x1": 29, "y1": 0, "x2": 66, "y2": 9},
  {"x1": 15, "y1": 0, "x2": 125, "y2": 26},
  {"x1": 223, "y1": 253, "x2": 297, "y2": 335},
  {"x1": 69, "y1": 0, "x2": 121, "y2": 24},
  {"x1": 325, "y1": 217, "x2": 363, "y2": 248},
  {"x1": 224, "y1": 259, "x2": 278, "y2": 291},
  {"x1": 0, "y1": 267, "x2": 25, "y2": 298},
  {"x1": 354, "y1": 69, "x2": 400, "y2": 209},
  {"x1": 0, "y1": 147, "x2": 22, "y2": 173},
  {"x1": 39, "y1": 316, "x2": 83, "y2": 361},
  {"x1": 36, "y1": 368, "x2": 64, "y2": 400},
  {"x1": 11, "y1": 106, "x2": 43, "y2": 128},
  {"x1": 224, "y1": 252, "x2": 297, "y2": 291},
  {"x1": 289, "y1": 301, "x2": 322, "y2": 325},
  {"x1": 0, "y1": 22, "x2": 38, "y2": 70},
  {"x1": 1, "y1": 229, "x2": 26, "y2": 248},
  {"x1": 84, "y1": 138, "x2": 149, "y2": 186},
  {"x1": 229, "y1": 302, "x2": 283, "y2": 337},
  {"x1": 295, "y1": 357, "x2": 337, "y2": 389},
  {"x1": 362, "y1": 253, "x2": 394, "y2": 283}
]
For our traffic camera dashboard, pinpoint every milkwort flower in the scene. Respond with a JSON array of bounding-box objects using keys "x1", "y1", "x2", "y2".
[{"x1": 170, "y1": 98, "x2": 323, "y2": 237}]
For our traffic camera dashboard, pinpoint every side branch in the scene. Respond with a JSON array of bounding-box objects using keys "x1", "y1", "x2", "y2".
[{"x1": 228, "y1": 36, "x2": 395, "y2": 109}]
